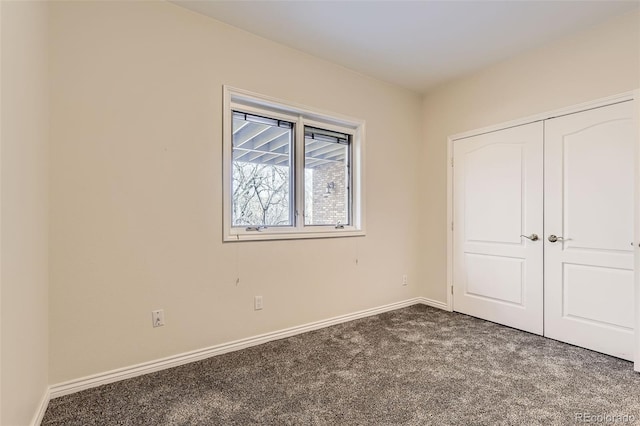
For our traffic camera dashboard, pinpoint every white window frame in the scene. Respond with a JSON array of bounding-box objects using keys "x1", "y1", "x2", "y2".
[{"x1": 223, "y1": 86, "x2": 366, "y2": 241}]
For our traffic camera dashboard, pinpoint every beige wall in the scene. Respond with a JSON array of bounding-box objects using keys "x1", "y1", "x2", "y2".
[
  {"x1": 49, "y1": 1, "x2": 423, "y2": 383},
  {"x1": 0, "y1": 1, "x2": 50, "y2": 424},
  {"x1": 420, "y1": 10, "x2": 640, "y2": 303}
]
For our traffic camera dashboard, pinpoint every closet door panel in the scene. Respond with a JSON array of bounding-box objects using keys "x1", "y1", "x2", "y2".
[
  {"x1": 453, "y1": 122, "x2": 544, "y2": 335},
  {"x1": 544, "y1": 101, "x2": 635, "y2": 361}
]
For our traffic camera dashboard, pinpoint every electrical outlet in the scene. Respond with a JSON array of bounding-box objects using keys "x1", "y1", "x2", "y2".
[
  {"x1": 402, "y1": 274, "x2": 408, "y2": 286},
  {"x1": 254, "y1": 296, "x2": 263, "y2": 311},
  {"x1": 152, "y1": 309, "x2": 165, "y2": 327}
]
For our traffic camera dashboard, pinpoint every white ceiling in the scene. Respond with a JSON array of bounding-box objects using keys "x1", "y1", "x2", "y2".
[{"x1": 171, "y1": 1, "x2": 639, "y2": 93}]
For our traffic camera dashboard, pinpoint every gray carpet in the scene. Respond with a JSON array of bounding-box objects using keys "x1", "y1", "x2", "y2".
[{"x1": 42, "y1": 305, "x2": 640, "y2": 425}]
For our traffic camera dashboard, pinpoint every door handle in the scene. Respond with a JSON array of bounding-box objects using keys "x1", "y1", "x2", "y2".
[
  {"x1": 520, "y1": 234, "x2": 539, "y2": 241},
  {"x1": 548, "y1": 234, "x2": 565, "y2": 243}
]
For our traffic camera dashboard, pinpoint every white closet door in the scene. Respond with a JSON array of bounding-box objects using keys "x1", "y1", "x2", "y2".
[
  {"x1": 453, "y1": 122, "x2": 544, "y2": 335},
  {"x1": 545, "y1": 101, "x2": 635, "y2": 361}
]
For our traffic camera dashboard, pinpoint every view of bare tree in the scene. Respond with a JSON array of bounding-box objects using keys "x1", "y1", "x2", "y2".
[{"x1": 232, "y1": 161, "x2": 291, "y2": 226}]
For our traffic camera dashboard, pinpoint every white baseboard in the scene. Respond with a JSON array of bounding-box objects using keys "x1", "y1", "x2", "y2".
[
  {"x1": 417, "y1": 296, "x2": 451, "y2": 311},
  {"x1": 31, "y1": 387, "x2": 50, "y2": 426},
  {"x1": 50, "y1": 297, "x2": 432, "y2": 399}
]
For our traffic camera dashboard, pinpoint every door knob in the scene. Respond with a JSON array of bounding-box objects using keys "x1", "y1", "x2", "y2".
[
  {"x1": 520, "y1": 234, "x2": 539, "y2": 241},
  {"x1": 548, "y1": 235, "x2": 565, "y2": 243}
]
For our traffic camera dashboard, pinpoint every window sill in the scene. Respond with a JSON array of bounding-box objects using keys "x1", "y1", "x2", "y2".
[{"x1": 224, "y1": 228, "x2": 366, "y2": 242}]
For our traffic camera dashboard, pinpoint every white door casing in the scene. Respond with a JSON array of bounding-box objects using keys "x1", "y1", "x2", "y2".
[
  {"x1": 544, "y1": 101, "x2": 635, "y2": 361},
  {"x1": 635, "y1": 91, "x2": 640, "y2": 371},
  {"x1": 453, "y1": 122, "x2": 544, "y2": 335}
]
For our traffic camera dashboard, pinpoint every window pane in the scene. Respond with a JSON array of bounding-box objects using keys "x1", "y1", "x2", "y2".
[
  {"x1": 304, "y1": 126, "x2": 350, "y2": 226},
  {"x1": 232, "y1": 111, "x2": 293, "y2": 227}
]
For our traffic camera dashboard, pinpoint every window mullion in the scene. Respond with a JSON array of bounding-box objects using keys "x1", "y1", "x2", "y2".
[{"x1": 294, "y1": 116, "x2": 305, "y2": 231}]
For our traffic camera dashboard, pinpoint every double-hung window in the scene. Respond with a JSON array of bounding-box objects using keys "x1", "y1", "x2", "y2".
[{"x1": 223, "y1": 86, "x2": 365, "y2": 241}]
